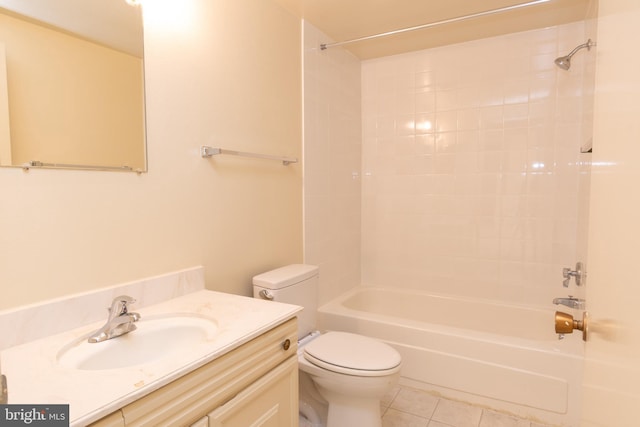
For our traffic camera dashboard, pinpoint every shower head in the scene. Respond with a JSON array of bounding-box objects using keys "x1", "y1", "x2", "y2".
[{"x1": 554, "y1": 39, "x2": 594, "y2": 70}]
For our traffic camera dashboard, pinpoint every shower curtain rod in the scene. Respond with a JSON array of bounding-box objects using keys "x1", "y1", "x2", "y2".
[{"x1": 320, "y1": 0, "x2": 551, "y2": 51}]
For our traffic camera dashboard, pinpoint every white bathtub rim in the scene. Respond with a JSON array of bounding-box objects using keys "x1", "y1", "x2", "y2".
[{"x1": 328, "y1": 285, "x2": 565, "y2": 316}]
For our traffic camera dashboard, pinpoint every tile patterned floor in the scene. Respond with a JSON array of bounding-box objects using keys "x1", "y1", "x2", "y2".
[{"x1": 381, "y1": 386, "x2": 554, "y2": 427}]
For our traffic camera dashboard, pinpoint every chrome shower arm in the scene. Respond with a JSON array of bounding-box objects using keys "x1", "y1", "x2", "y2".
[{"x1": 565, "y1": 39, "x2": 594, "y2": 59}]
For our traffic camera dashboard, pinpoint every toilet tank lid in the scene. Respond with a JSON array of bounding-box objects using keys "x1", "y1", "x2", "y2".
[{"x1": 252, "y1": 264, "x2": 319, "y2": 290}]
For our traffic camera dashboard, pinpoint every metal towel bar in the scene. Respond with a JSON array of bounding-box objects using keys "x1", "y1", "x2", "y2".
[
  {"x1": 201, "y1": 146, "x2": 297, "y2": 166},
  {"x1": 22, "y1": 161, "x2": 138, "y2": 173}
]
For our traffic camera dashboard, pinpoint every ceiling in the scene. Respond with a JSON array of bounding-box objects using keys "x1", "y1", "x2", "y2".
[
  {"x1": 0, "y1": 0, "x2": 592, "y2": 60},
  {"x1": 276, "y1": 0, "x2": 593, "y2": 59},
  {"x1": 0, "y1": 0, "x2": 142, "y2": 57}
]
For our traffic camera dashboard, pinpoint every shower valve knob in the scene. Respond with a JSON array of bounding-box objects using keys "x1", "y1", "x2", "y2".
[{"x1": 562, "y1": 262, "x2": 585, "y2": 287}]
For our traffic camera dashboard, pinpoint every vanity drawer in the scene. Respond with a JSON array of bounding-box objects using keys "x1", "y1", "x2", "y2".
[{"x1": 89, "y1": 318, "x2": 297, "y2": 427}]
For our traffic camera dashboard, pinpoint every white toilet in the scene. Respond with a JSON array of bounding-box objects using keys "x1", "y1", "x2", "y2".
[{"x1": 253, "y1": 264, "x2": 401, "y2": 427}]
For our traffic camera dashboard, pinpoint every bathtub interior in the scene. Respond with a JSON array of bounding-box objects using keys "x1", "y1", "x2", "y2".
[
  {"x1": 340, "y1": 287, "x2": 561, "y2": 341},
  {"x1": 318, "y1": 287, "x2": 584, "y2": 427}
]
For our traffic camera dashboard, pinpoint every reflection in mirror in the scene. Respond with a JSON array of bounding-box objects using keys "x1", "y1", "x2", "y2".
[{"x1": 0, "y1": 0, "x2": 146, "y2": 172}]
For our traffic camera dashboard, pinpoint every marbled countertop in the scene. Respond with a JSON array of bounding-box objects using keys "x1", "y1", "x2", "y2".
[{"x1": 1, "y1": 290, "x2": 301, "y2": 426}]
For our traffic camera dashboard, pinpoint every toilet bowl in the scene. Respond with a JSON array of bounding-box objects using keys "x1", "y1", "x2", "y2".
[
  {"x1": 253, "y1": 264, "x2": 402, "y2": 427},
  {"x1": 299, "y1": 331, "x2": 401, "y2": 427}
]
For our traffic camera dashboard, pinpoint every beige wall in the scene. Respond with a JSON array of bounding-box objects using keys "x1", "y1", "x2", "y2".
[
  {"x1": 0, "y1": 12, "x2": 145, "y2": 169},
  {"x1": 0, "y1": 0, "x2": 303, "y2": 310},
  {"x1": 0, "y1": 43, "x2": 9, "y2": 164}
]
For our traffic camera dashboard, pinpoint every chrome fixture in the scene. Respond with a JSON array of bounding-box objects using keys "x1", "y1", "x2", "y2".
[
  {"x1": 555, "y1": 39, "x2": 594, "y2": 70},
  {"x1": 258, "y1": 289, "x2": 274, "y2": 301},
  {"x1": 201, "y1": 146, "x2": 298, "y2": 166},
  {"x1": 553, "y1": 296, "x2": 585, "y2": 310},
  {"x1": 555, "y1": 311, "x2": 589, "y2": 341},
  {"x1": 563, "y1": 262, "x2": 585, "y2": 287},
  {"x1": 320, "y1": 0, "x2": 551, "y2": 51},
  {"x1": 22, "y1": 160, "x2": 139, "y2": 174},
  {"x1": 88, "y1": 295, "x2": 141, "y2": 343}
]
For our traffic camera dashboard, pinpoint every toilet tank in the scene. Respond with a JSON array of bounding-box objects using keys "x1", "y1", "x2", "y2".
[{"x1": 252, "y1": 264, "x2": 319, "y2": 339}]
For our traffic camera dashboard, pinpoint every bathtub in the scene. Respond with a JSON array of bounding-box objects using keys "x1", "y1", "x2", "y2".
[{"x1": 318, "y1": 287, "x2": 584, "y2": 426}]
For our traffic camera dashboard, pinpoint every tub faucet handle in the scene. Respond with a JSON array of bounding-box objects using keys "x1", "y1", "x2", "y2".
[{"x1": 562, "y1": 262, "x2": 585, "y2": 287}]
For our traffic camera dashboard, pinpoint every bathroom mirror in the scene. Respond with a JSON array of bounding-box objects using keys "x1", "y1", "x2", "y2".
[{"x1": 0, "y1": 0, "x2": 146, "y2": 172}]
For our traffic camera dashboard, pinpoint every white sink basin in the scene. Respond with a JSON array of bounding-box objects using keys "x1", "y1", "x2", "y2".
[{"x1": 57, "y1": 315, "x2": 219, "y2": 370}]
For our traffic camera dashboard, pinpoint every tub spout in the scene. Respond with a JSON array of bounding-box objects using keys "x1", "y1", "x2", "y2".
[{"x1": 552, "y1": 296, "x2": 585, "y2": 310}]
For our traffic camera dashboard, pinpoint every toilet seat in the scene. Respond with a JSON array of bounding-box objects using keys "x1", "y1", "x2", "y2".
[{"x1": 303, "y1": 331, "x2": 401, "y2": 377}]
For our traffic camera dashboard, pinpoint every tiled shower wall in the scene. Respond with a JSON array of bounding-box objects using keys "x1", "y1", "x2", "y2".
[
  {"x1": 303, "y1": 23, "x2": 362, "y2": 305},
  {"x1": 303, "y1": 21, "x2": 594, "y2": 308},
  {"x1": 361, "y1": 22, "x2": 592, "y2": 307}
]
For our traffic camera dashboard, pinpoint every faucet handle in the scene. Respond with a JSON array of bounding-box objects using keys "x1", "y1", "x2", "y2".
[
  {"x1": 109, "y1": 295, "x2": 136, "y2": 315},
  {"x1": 562, "y1": 262, "x2": 585, "y2": 287},
  {"x1": 114, "y1": 295, "x2": 136, "y2": 303},
  {"x1": 562, "y1": 268, "x2": 572, "y2": 287}
]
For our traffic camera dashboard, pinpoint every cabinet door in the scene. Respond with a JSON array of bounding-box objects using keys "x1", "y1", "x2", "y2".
[{"x1": 208, "y1": 356, "x2": 298, "y2": 427}]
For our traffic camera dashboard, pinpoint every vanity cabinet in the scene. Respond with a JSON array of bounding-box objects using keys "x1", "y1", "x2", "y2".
[
  {"x1": 207, "y1": 356, "x2": 297, "y2": 426},
  {"x1": 89, "y1": 318, "x2": 298, "y2": 427}
]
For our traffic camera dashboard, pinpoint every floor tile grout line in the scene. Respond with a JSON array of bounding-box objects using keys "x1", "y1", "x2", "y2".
[{"x1": 383, "y1": 385, "x2": 548, "y2": 427}]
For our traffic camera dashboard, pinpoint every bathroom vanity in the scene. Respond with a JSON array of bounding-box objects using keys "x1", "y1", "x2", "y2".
[
  {"x1": 0, "y1": 280, "x2": 301, "y2": 427},
  {"x1": 91, "y1": 318, "x2": 298, "y2": 427}
]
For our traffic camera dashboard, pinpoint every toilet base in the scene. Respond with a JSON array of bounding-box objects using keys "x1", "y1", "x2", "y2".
[
  {"x1": 299, "y1": 370, "x2": 328, "y2": 426},
  {"x1": 306, "y1": 367, "x2": 398, "y2": 427},
  {"x1": 326, "y1": 398, "x2": 382, "y2": 427}
]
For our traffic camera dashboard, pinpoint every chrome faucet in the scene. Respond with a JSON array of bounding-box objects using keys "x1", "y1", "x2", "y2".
[
  {"x1": 552, "y1": 296, "x2": 585, "y2": 310},
  {"x1": 88, "y1": 295, "x2": 141, "y2": 343}
]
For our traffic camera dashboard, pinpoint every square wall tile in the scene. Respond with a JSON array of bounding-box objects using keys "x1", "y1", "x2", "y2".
[{"x1": 359, "y1": 22, "x2": 588, "y2": 306}]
